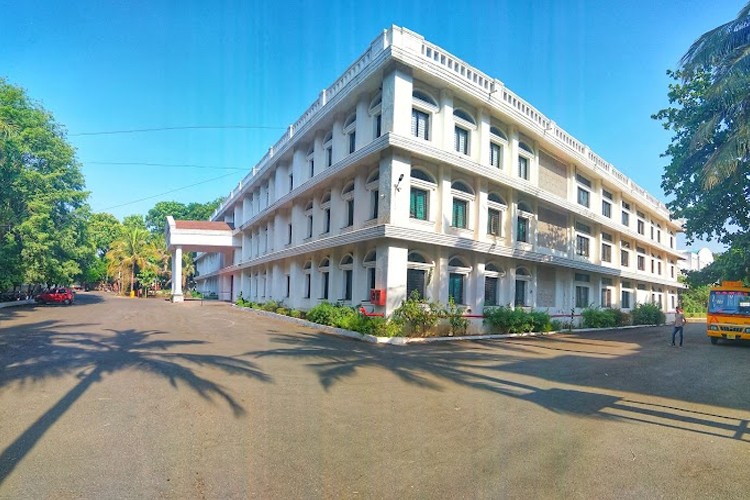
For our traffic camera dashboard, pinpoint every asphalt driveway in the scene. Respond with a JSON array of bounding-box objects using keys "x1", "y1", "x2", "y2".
[{"x1": 1, "y1": 293, "x2": 749, "y2": 499}]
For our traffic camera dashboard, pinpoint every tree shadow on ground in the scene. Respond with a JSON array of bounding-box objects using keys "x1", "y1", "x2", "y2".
[
  {"x1": 0, "y1": 322, "x2": 269, "y2": 485},
  {"x1": 246, "y1": 330, "x2": 750, "y2": 443}
]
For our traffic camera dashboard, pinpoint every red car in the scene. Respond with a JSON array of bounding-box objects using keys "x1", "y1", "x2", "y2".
[{"x1": 36, "y1": 287, "x2": 75, "y2": 305}]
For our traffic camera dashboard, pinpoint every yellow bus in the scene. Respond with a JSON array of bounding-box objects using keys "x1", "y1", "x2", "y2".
[{"x1": 707, "y1": 281, "x2": 750, "y2": 344}]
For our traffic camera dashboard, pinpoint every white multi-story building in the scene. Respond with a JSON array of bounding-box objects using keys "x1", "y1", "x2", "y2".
[
  {"x1": 678, "y1": 247, "x2": 714, "y2": 273},
  {"x1": 194, "y1": 26, "x2": 683, "y2": 327}
]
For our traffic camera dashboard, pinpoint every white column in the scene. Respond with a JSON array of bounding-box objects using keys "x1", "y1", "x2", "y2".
[{"x1": 172, "y1": 246, "x2": 184, "y2": 302}]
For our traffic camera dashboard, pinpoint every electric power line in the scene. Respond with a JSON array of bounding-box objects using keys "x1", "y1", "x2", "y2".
[
  {"x1": 85, "y1": 161, "x2": 247, "y2": 171},
  {"x1": 98, "y1": 171, "x2": 239, "y2": 211},
  {"x1": 71, "y1": 125, "x2": 286, "y2": 137}
]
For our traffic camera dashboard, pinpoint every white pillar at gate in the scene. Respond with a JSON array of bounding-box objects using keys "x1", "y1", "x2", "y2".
[{"x1": 172, "y1": 245, "x2": 184, "y2": 302}]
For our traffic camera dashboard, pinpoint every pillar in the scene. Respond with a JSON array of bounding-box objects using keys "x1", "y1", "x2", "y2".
[{"x1": 172, "y1": 246, "x2": 184, "y2": 302}]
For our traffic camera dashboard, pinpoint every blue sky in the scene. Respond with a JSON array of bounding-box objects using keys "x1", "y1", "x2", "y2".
[{"x1": 1, "y1": 1, "x2": 742, "y2": 251}]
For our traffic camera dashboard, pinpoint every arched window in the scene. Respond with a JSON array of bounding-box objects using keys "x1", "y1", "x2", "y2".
[
  {"x1": 451, "y1": 181, "x2": 473, "y2": 195},
  {"x1": 484, "y1": 262, "x2": 505, "y2": 306},
  {"x1": 363, "y1": 249, "x2": 377, "y2": 298},
  {"x1": 410, "y1": 168, "x2": 435, "y2": 221},
  {"x1": 321, "y1": 191, "x2": 331, "y2": 205},
  {"x1": 514, "y1": 267, "x2": 531, "y2": 307},
  {"x1": 363, "y1": 250, "x2": 377, "y2": 264},
  {"x1": 303, "y1": 260, "x2": 312, "y2": 298},
  {"x1": 488, "y1": 193, "x2": 506, "y2": 205},
  {"x1": 369, "y1": 93, "x2": 382, "y2": 112},
  {"x1": 412, "y1": 89, "x2": 437, "y2": 107},
  {"x1": 344, "y1": 113, "x2": 357, "y2": 154},
  {"x1": 451, "y1": 181, "x2": 474, "y2": 230},
  {"x1": 366, "y1": 169, "x2": 380, "y2": 185},
  {"x1": 318, "y1": 258, "x2": 331, "y2": 300},
  {"x1": 370, "y1": 93, "x2": 383, "y2": 138},
  {"x1": 340, "y1": 254, "x2": 353, "y2": 267},
  {"x1": 342, "y1": 181, "x2": 355, "y2": 196},
  {"x1": 516, "y1": 203, "x2": 533, "y2": 244},
  {"x1": 406, "y1": 251, "x2": 433, "y2": 299},
  {"x1": 448, "y1": 256, "x2": 471, "y2": 305},
  {"x1": 411, "y1": 168, "x2": 435, "y2": 183},
  {"x1": 324, "y1": 131, "x2": 333, "y2": 167},
  {"x1": 490, "y1": 126, "x2": 508, "y2": 141},
  {"x1": 519, "y1": 142, "x2": 533, "y2": 154},
  {"x1": 453, "y1": 108, "x2": 476, "y2": 126},
  {"x1": 412, "y1": 90, "x2": 437, "y2": 141}
]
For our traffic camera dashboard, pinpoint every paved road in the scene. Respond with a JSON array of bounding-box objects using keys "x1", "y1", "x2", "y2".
[{"x1": 1, "y1": 293, "x2": 749, "y2": 499}]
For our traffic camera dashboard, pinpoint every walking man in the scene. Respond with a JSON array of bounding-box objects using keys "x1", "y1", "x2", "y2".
[{"x1": 672, "y1": 306, "x2": 686, "y2": 347}]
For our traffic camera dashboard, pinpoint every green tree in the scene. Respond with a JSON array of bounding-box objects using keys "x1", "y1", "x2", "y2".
[
  {"x1": 653, "y1": 4, "x2": 750, "y2": 248},
  {"x1": 106, "y1": 225, "x2": 157, "y2": 295},
  {"x1": 145, "y1": 198, "x2": 222, "y2": 234},
  {"x1": 679, "y1": 2, "x2": 750, "y2": 189},
  {"x1": 88, "y1": 212, "x2": 122, "y2": 257},
  {"x1": 0, "y1": 78, "x2": 89, "y2": 289}
]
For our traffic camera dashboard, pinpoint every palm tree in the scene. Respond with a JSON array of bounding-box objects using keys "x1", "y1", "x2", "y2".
[
  {"x1": 106, "y1": 226, "x2": 157, "y2": 295},
  {"x1": 679, "y1": 2, "x2": 750, "y2": 188}
]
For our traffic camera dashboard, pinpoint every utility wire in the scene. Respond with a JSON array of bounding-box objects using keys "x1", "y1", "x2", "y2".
[
  {"x1": 98, "y1": 171, "x2": 238, "y2": 211},
  {"x1": 85, "y1": 161, "x2": 247, "y2": 171},
  {"x1": 71, "y1": 125, "x2": 286, "y2": 137}
]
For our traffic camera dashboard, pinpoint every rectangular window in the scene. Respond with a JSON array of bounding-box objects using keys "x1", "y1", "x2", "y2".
[
  {"x1": 406, "y1": 268, "x2": 425, "y2": 299},
  {"x1": 490, "y1": 143, "x2": 501, "y2": 168},
  {"x1": 576, "y1": 235, "x2": 590, "y2": 257},
  {"x1": 515, "y1": 279, "x2": 527, "y2": 306},
  {"x1": 410, "y1": 188, "x2": 429, "y2": 220},
  {"x1": 484, "y1": 277, "x2": 498, "y2": 306},
  {"x1": 601, "y1": 288, "x2": 612, "y2": 308},
  {"x1": 601, "y1": 232, "x2": 613, "y2": 242},
  {"x1": 602, "y1": 189, "x2": 613, "y2": 200},
  {"x1": 323, "y1": 208, "x2": 331, "y2": 233},
  {"x1": 344, "y1": 270, "x2": 353, "y2": 301},
  {"x1": 517, "y1": 217, "x2": 529, "y2": 243},
  {"x1": 637, "y1": 219, "x2": 645, "y2": 235},
  {"x1": 622, "y1": 211, "x2": 630, "y2": 227},
  {"x1": 287, "y1": 224, "x2": 293, "y2": 245},
  {"x1": 574, "y1": 273, "x2": 590, "y2": 282},
  {"x1": 346, "y1": 199, "x2": 354, "y2": 227},
  {"x1": 602, "y1": 200, "x2": 611, "y2": 218},
  {"x1": 289, "y1": 173, "x2": 294, "y2": 191},
  {"x1": 322, "y1": 272, "x2": 329, "y2": 299},
  {"x1": 575, "y1": 286, "x2": 589, "y2": 308},
  {"x1": 454, "y1": 126, "x2": 468, "y2": 154},
  {"x1": 371, "y1": 190, "x2": 379, "y2": 219},
  {"x1": 487, "y1": 208, "x2": 501, "y2": 236},
  {"x1": 368, "y1": 267, "x2": 376, "y2": 293},
  {"x1": 286, "y1": 275, "x2": 291, "y2": 298},
  {"x1": 448, "y1": 273, "x2": 464, "y2": 304},
  {"x1": 452, "y1": 199, "x2": 467, "y2": 228},
  {"x1": 309, "y1": 159, "x2": 315, "y2": 178},
  {"x1": 621, "y1": 290, "x2": 631, "y2": 309},
  {"x1": 411, "y1": 109, "x2": 430, "y2": 140},
  {"x1": 621, "y1": 250, "x2": 629, "y2": 267},
  {"x1": 622, "y1": 201, "x2": 631, "y2": 211},
  {"x1": 375, "y1": 114, "x2": 382, "y2": 138},
  {"x1": 326, "y1": 146, "x2": 332, "y2": 167},
  {"x1": 348, "y1": 132, "x2": 356, "y2": 154},
  {"x1": 577, "y1": 187, "x2": 590, "y2": 208},
  {"x1": 637, "y1": 255, "x2": 646, "y2": 271},
  {"x1": 306, "y1": 215, "x2": 313, "y2": 238},
  {"x1": 518, "y1": 156, "x2": 529, "y2": 180},
  {"x1": 658, "y1": 261, "x2": 662, "y2": 275},
  {"x1": 602, "y1": 243, "x2": 612, "y2": 263}
]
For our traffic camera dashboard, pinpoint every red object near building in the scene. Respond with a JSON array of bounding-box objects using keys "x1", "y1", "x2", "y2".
[{"x1": 370, "y1": 289, "x2": 386, "y2": 306}]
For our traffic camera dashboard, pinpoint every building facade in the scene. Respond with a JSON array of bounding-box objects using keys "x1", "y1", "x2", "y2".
[{"x1": 195, "y1": 26, "x2": 683, "y2": 327}]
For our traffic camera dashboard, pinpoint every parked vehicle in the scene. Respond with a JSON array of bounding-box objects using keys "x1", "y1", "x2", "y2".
[
  {"x1": 35, "y1": 288, "x2": 75, "y2": 305},
  {"x1": 707, "y1": 281, "x2": 750, "y2": 344}
]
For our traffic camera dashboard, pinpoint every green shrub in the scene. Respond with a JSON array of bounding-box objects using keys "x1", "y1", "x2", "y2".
[
  {"x1": 581, "y1": 306, "x2": 617, "y2": 328},
  {"x1": 631, "y1": 303, "x2": 666, "y2": 325},
  {"x1": 275, "y1": 307, "x2": 290, "y2": 316},
  {"x1": 364, "y1": 317, "x2": 402, "y2": 337},
  {"x1": 529, "y1": 311, "x2": 553, "y2": 332},
  {"x1": 289, "y1": 309, "x2": 303, "y2": 319},
  {"x1": 550, "y1": 319, "x2": 564, "y2": 331},
  {"x1": 444, "y1": 296, "x2": 469, "y2": 336},
  {"x1": 611, "y1": 308, "x2": 632, "y2": 326},
  {"x1": 391, "y1": 291, "x2": 441, "y2": 337},
  {"x1": 306, "y1": 302, "x2": 358, "y2": 328},
  {"x1": 483, "y1": 306, "x2": 532, "y2": 333}
]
